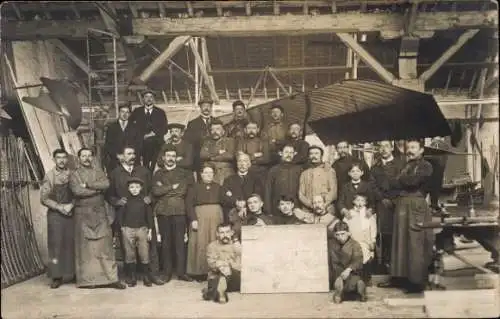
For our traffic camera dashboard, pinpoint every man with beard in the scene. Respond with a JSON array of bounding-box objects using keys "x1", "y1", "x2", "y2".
[
  {"x1": 332, "y1": 141, "x2": 371, "y2": 193},
  {"x1": 152, "y1": 144, "x2": 194, "y2": 283},
  {"x1": 40, "y1": 149, "x2": 75, "y2": 289},
  {"x1": 103, "y1": 103, "x2": 138, "y2": 173},
  {"x1": 262, "y1": 105, "x2": 288, "y2": 159},
  {"x1": 156, "y1": 123, "x2": 194, "y2": 171},
  {"x1": 379, "y1": 139, "x2": 434, "y2": 293},
  {"x1": 225, "y1": 100, "x2": 253, "y2": 139},
  {"x1": 203, "y1": 223, "x2": 241, "y2": 304},
  {"x1": 184, "y1": 98, "x2": 216, "y2": 176},
  {"x1": 69, "y1": 148, "x2": 126, "y2": 289},
  {"x1": 370, "y1": 140, "x2": 405, "y2": 271},
  {"x1": 222, "y1": 152, "x2": 264, "y2": 219},
  {"x1": 299, "y1": 146, "x2": 338, "y2": 213},
  {"x1": 107, "y1": 146, "x2": 164, "y2": 286},
  {"x1": 281, "y1": 123, "x2": 310, "y2": 166},
  {"x1": 236, "y1": 121, "x2": 271, "y2": 179},
  {"x1": 129, "y1": 90, "x2": 168, "y2": 171},
  {"x1": 200, "y1": 119, "x2": 236, "y2": 185},
  {"x1": 295, "y1": 195, "x2": 337, "y2": 226},
  {"x1": 265, "y1": 144, "x2": 303, "y2": 216}
]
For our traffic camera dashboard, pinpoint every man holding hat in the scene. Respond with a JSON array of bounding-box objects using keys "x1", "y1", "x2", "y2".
[
  {"x1": 185, "y1": 98, "x2": 216, "y2": 176},
  {"x1": 129, "y1": 90, "x2": 168, "y2": 171},
  {"x1": 157, "y1": 123, "x2": 194, "y2": 171},
  {"x1": 224, "y1": 100, "x2": 254, "y2": 140}
]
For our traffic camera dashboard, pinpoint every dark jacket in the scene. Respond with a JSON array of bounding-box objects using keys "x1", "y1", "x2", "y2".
[
  {"x1": 151, "y1": 167, "x2": 194, "y2": 216},
  {"x1": 394, "y1": 157, "x2": 433, "y2": 197},
  {"x1": 221, "y1": 172, "x2": 264, "y2": 210},
  {"x1": 370, "y1": 157, "x2": 405, "y2": 200},
  {"x1": 337, "y1": 180, "x2": 376, "y2": 213},
  {"x1": 265, "y1": 162, "x2": 303, "y2": 215},
  {"x1": 107, "y1": 164, "x2": 152, "y2": 207},
  {"x1": 118, "y1": 195, "x2": 153, "y2": 229},
  {"x1": 103, "y1": 120, "x2": 139, "y2": 162},
  {"x1": 332, "y1": 155, "x2": 371, "y2": 192},
  {"x1": 156, "y1": 139, "x2": 194, "y2": 170},
  {"x1": 129, "y1": 105, "x2": 168, "y2": 147},
  {"x1": 184, "y1": 116, "x2": 216, "y2": 170},
  {"x1": 329, "y1": 237, "x2": 364, "y2": 278}
]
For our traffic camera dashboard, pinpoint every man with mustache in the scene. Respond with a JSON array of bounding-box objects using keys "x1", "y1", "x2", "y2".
[
  {"x1": 262, "y1": 105, "x2": 288, "y2": 160},
  {"x1": 200, "y1": 119, "x2": 236, "y2": 185},
  {"x1": 129, "y1": 90, "x2": 168, "y2": 171},
  {"x1": 370, "y1": 140, "x2": 405, "y2": 272},
  {"x1": 156, "y1": 123, "x2": 194, "y2": 171},
  {"x1": 265, "y1": 144, "x2": 304, "y2": 216},
  {"x1": 184, "y1": 98, "x2": 216, "y2": 177},
  {"x1": 281, "y1": 123, "x2": 310, "y2": 165},
  {"x1": 203, "y1": 223, "x2": 241, "y2": 304},
  {"x1": 152, "y1": 144, "x2": 194, "y2": 283},
  {"x1": 224, "y1": 100, "x2": 254, "y2": 139},
  {"x1": 40, "y1": 149, "x2": 75, "y2": 289},
  {"x1": 107, "y1": 146, "x2": 165, "y2": 286},
  {"x1": 299, "y1": 146, "x2": 338, "y2": 213},
  {"x1": 236, "y1": 121, "x2": 271, "y2": 179},
  {"x1": 379, "y1": 139, "x2": 434, "y2": 293},
  {"x1": 69, "y1": 148, "x2": 126, "y2": 289}
]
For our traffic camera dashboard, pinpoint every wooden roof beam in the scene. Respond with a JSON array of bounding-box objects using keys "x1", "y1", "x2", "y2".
[
  {"x1": 10, "y1": 2, "x2": 24, "y2": 20},
  {"x1": 71, "y1": 1, "x2": 81, "y2": 20},
  {"x1": 50, "y1": 39, "x2": 98, "y2": 79},
  {"x1": 188, "y1": 38, "x2": 220, "y2": 104},
  {"x1": 137, "y1": 36, "x2": 192, "y2": 83},
  {"x1": 158, "y1": 2, "x2": 166, "y2": 18},
  {"x1": 336, "y1": 32, "x2": 396, "y2": 83},
  {"x1": 129, "y1": 2, "x2": 139, "y2": 18},
  {"x1": 419, "y1": 29, "x2": 480, "y2": 82},
  {"x1": 2, "y1": 10, "x2": 497, "y2": 40}
]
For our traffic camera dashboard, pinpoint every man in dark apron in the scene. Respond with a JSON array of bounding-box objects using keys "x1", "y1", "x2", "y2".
[{"x1": 40, "y1": 149, "x2": 75, "y2": 289}]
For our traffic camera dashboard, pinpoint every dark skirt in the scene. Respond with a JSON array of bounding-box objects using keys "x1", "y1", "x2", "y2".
[
  {"x1": 47, "y1": 210, "x2": 75, "y2": 281},
  {"x1": 186, "y1": 204, "x2": 223, "y2": 275},
  {"x1": 390, "y1": 196, "x2": 434, "y2": 285}
]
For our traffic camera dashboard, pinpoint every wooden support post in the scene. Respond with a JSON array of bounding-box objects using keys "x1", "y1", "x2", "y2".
[
  {"x1": 201, "y1": 37, "x2": 217, "y2": 101},
  {"x1": 188, "y1": 39, "x2": 220, "y2": 104},
  {"x1": 225, "y1": 88, "x2": 230, "y2": 100},
  {"x1": 303, "y1": 2, "x2": 309, "y2": 15},
  {"x1": 50, "y1": 39, "x2": 98, "y2": 79},
  {"x1": 71, "y1": 2, "x2": 81, "y2": 20},
  {"x1": 420, "y1": 29, "x2": 479, "y2": 82},
  {"x1": 107, "y1": 1, "x2": 117, "y2": 15},
  {"x1": 96, "y1": 3, "x2": 120, "y2": 37},
  {"x1": 331, "y1": 1, "x2": 337, "y2": 13},
  {"x1": 138, "y1": 36, "x2": 191, "y2": 83},
  {"x1": 337, "y1": 33, "x2": 396, "y2": 83},
  {"x1": 162, "y1": 90, "x2": 168, "y2": 104},
  {"x1": 11, "y1": 2, "x2": 23, "y2": 20},
  {"x1": 174, "y1": 90, "x2": 180, "y2": 103},
  {"x1": 216, "y1": 3, "x2": 223, "y2": 16},
  {"x1": 158, "y1": 2, "x2": 166, "y2": 18},
  {"x1": 238, "y1": 88, "x2": 243, "y2": 100},
  {"x1": 129, "y1": 2, "x2": 139, "y2": 18},
  {"x1": 245, "y1": 2, "x2": 252, "y2": 16},
  {"x1": 186, "y1": 1, "x2": 194, "y2": 17},
  {"x1": 274, "y1": 1, "x2": 280, "y2": 15}
]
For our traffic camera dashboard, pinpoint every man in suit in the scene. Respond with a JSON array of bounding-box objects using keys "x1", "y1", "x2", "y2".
[
  {"x1": 103, "y1": 103, "x2": 137, "y2": 174},
  {"x1": 184, "y1": 98, "x2": 216, "y2": 177},
  {"x1": 129, "y1": 90, "x2": 168, "y2": 171},
  {"x1": 156, "y1": 123, "x2": 194, "y2": 171}
]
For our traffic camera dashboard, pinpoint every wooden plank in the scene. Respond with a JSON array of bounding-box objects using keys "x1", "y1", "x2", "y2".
[
  {"x1": 420, "y1": 29, "x2": 480, "y2": 82},
  {"x1": 3, "y1": 11, "x2": 497, "y2": 39},
  {"x1": 188, "y1": 39, "x2": 220, "y2": 103},
  {"x1": 138, "y1": 35, "x2": 191, "y2": 82},
  {"x1": 424, "y1": 289, "x2": 500, "y2": 318},
  {"x1": 337, "y1": 32, "x2": 396, "y2": 83},
  {"x1": 241, "y1": 224, "x2": 329, "y2": 294}
]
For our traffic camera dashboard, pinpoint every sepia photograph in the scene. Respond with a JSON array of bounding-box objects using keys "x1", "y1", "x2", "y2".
[{"x1": 0, "y1": 1, "x2": 498, "y2": 318}]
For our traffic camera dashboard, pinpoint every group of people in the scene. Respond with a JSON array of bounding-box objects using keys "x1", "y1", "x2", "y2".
[{"x1": 40, "y1": 90, "x2": 437, "y2": 305}]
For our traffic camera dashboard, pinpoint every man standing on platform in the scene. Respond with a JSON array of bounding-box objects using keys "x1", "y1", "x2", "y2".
[
  {"x1": 298, "y1": 145, "x2": 338, "y2": 213},
  {"x1": 370, "y1": 140, "x2": 405, "y2": 271},
  {"x1": 378, "y1": 139, "x2": 434, "y2": 293},
  {"x1": 152, "y1": 144, "x2": 194, "y2": 283},
  {"x1": 332, "y1": 141, "x2": 371, "y2": 192},
  {"x1": 200, "y1": 119, "x2": 236, "y2": 185},
  {"x1": 156, "y1": 123, "x2": 194, "y2": 171},
  {"x1": 184, "y1": 98, "x2": 216, "y2": 176},
  {"x1": 103, "y1": 103, "x2": 137, "y2": 174},
  {"x1": 236, "y1": 121, "x2": 271, "y2": 179},
  {"x1": 225, "y1": 100, "x2": 253, "y2": 140},
  {"x1": 129, "y1": 90, "x2": 168, "y2": 170},
  {"x1": 69, "y1": 148, "x2": 126, "y2": 289},
  {"x1": 40, "y1": 149, "x2": 75, "y2": 289},
  {"x1": 107, "y1": 145, "x2": 164, "y2": 286},
  {"x1": 265, "y1": 144, "x2": 303, "y2": 216},
  {"x1": 282, "y1": 123, "x2": 310, "y2": 166}
]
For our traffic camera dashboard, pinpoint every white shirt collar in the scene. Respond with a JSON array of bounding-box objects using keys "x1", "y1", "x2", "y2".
[
  {"x1": 145, "y1": 106, "x2": 154, "y2": 113},
  {"x1": 382, "y1": 155, "x2": 394, "y2": 165},
  {"x1": 122, "y1": 164, "x2": 133, "y2": 173},
  {"x1": 238, "y1": 171, "x2": 248, "y2": 177},
  {"x1": 165, "y1": 165, "x2": 177, "y2": 171}
]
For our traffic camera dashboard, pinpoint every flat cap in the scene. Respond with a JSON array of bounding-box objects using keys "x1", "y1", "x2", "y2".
[
  {"x1": 161, "y1": 144, "x2": 178, "y2": 154},
  {"x1": 127, "y1": 177, "x2": 145, "y2": 186},
  {"x1": 141, "y1": 89, "x2": 155, "y2": 96},
  {"x1": 198, "y1": 98, "x2": 214, "y2": 106},
  {"x1": 167, "y1": 123, "x2": 186, "y2": 130}
]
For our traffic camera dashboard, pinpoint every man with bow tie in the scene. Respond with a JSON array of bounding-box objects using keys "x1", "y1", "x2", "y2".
[
  {"x1": 129, "y1": 90, "x2": 168, "y2": 171},
  {"x1": 184, "y1": 98, "x2": 216, "y2": 178},
  {"x1": 103, "y1": 103, "x2": 138, "y2": 174},
  {"x1": 370, "y1": 140, "x2": 405, "y2": 271},
  {"x1": 337, "y1": 163, "x2": 376, "y2": 219}
]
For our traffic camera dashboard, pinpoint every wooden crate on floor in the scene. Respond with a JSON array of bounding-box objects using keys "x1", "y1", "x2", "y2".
[{"x1": 241, "y1": 224, "x2": 329, "y2": 294}]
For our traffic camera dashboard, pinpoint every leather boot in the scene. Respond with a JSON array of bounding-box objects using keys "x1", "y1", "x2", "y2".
[
  {"x1": 142, "y1": 263, "x2": 153, "y2": 287},
  {"x1": 357, "y1": 280, "x2": 367, "y2": 302},
  {"x1": 126, "y1": 263, "x2": 137, "y2": 287},
  {"x1": 148, "y1": 265, "x2": 165, "y2": 286}
]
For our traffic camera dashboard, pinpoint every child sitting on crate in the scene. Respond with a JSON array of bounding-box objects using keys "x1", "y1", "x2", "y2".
[
  {"x1": 330, "y1": 220, "x2": 367, "y2": 303},
  {"x1": 344, "y1": 194, "x2": 377, "y2": 286}
]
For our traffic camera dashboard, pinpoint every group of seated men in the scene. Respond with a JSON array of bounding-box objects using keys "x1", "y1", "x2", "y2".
[{"x1": 42, "y1": 91, "x2": 490, "y2": 304}]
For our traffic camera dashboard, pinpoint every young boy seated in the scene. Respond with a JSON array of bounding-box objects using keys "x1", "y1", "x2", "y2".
[
  {"x1": 337, "y1": 163, "x2": 375, "y2": 219},
  {"x1": 330, "y1": 221, "x2": 367, "y2": 303},
  {"x1": 273, "y1": 195, "x2": 305, "y2": 225},
  {"x1": 295, "y1": 194, "x2": 337, "y2": 225},
  {"x1": 345, "y1": 194, "x2": 377, "y2": 285},
  {"x1": 203, "y1": 223, "x2": 241, "y2": 304},
  {"x1": 228, "y1": 194, "x2": 273, "y2": 241},
  {"x1": 118, "y1": 177, "x2": 155, "y2": 287}
]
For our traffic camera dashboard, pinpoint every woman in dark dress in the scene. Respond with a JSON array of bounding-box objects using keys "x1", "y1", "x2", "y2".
[{"x1": 186, "y1": 164, "x2": 224, "y2": 280}]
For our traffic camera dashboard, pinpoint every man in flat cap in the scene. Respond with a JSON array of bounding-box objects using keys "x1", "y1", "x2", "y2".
[
  {"x1": 200, "y1": 119, "x2": 236, "y2": 185},
  {"x1": 156, "y1": 123, "x2": 194, "y2": 171},
  {"x1": 184, "y1": 98, "x2": 216, "y2": 177},
  {"x1": 224, "y1": 100, "x2": 254, "y2": 140},
  {"x1": 129, "y1": 90, "x2": 168, "y2": 171}
]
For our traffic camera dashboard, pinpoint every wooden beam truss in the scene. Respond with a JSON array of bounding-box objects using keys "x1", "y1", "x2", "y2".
[
  {"x1": 188, "y1": 38, "x2": 220, "y2": 104},
  {"x1": 50, "y1": 39, "x2": 98, "y2": 79}
]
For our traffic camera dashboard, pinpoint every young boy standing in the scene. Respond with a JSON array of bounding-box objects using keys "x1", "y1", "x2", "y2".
[
  {"x1": 337, "y1": 163, "x2": 375, "y2": 219},
  {"x1": 118, "y1": 177, "x2": 155, "y2": 287}
]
